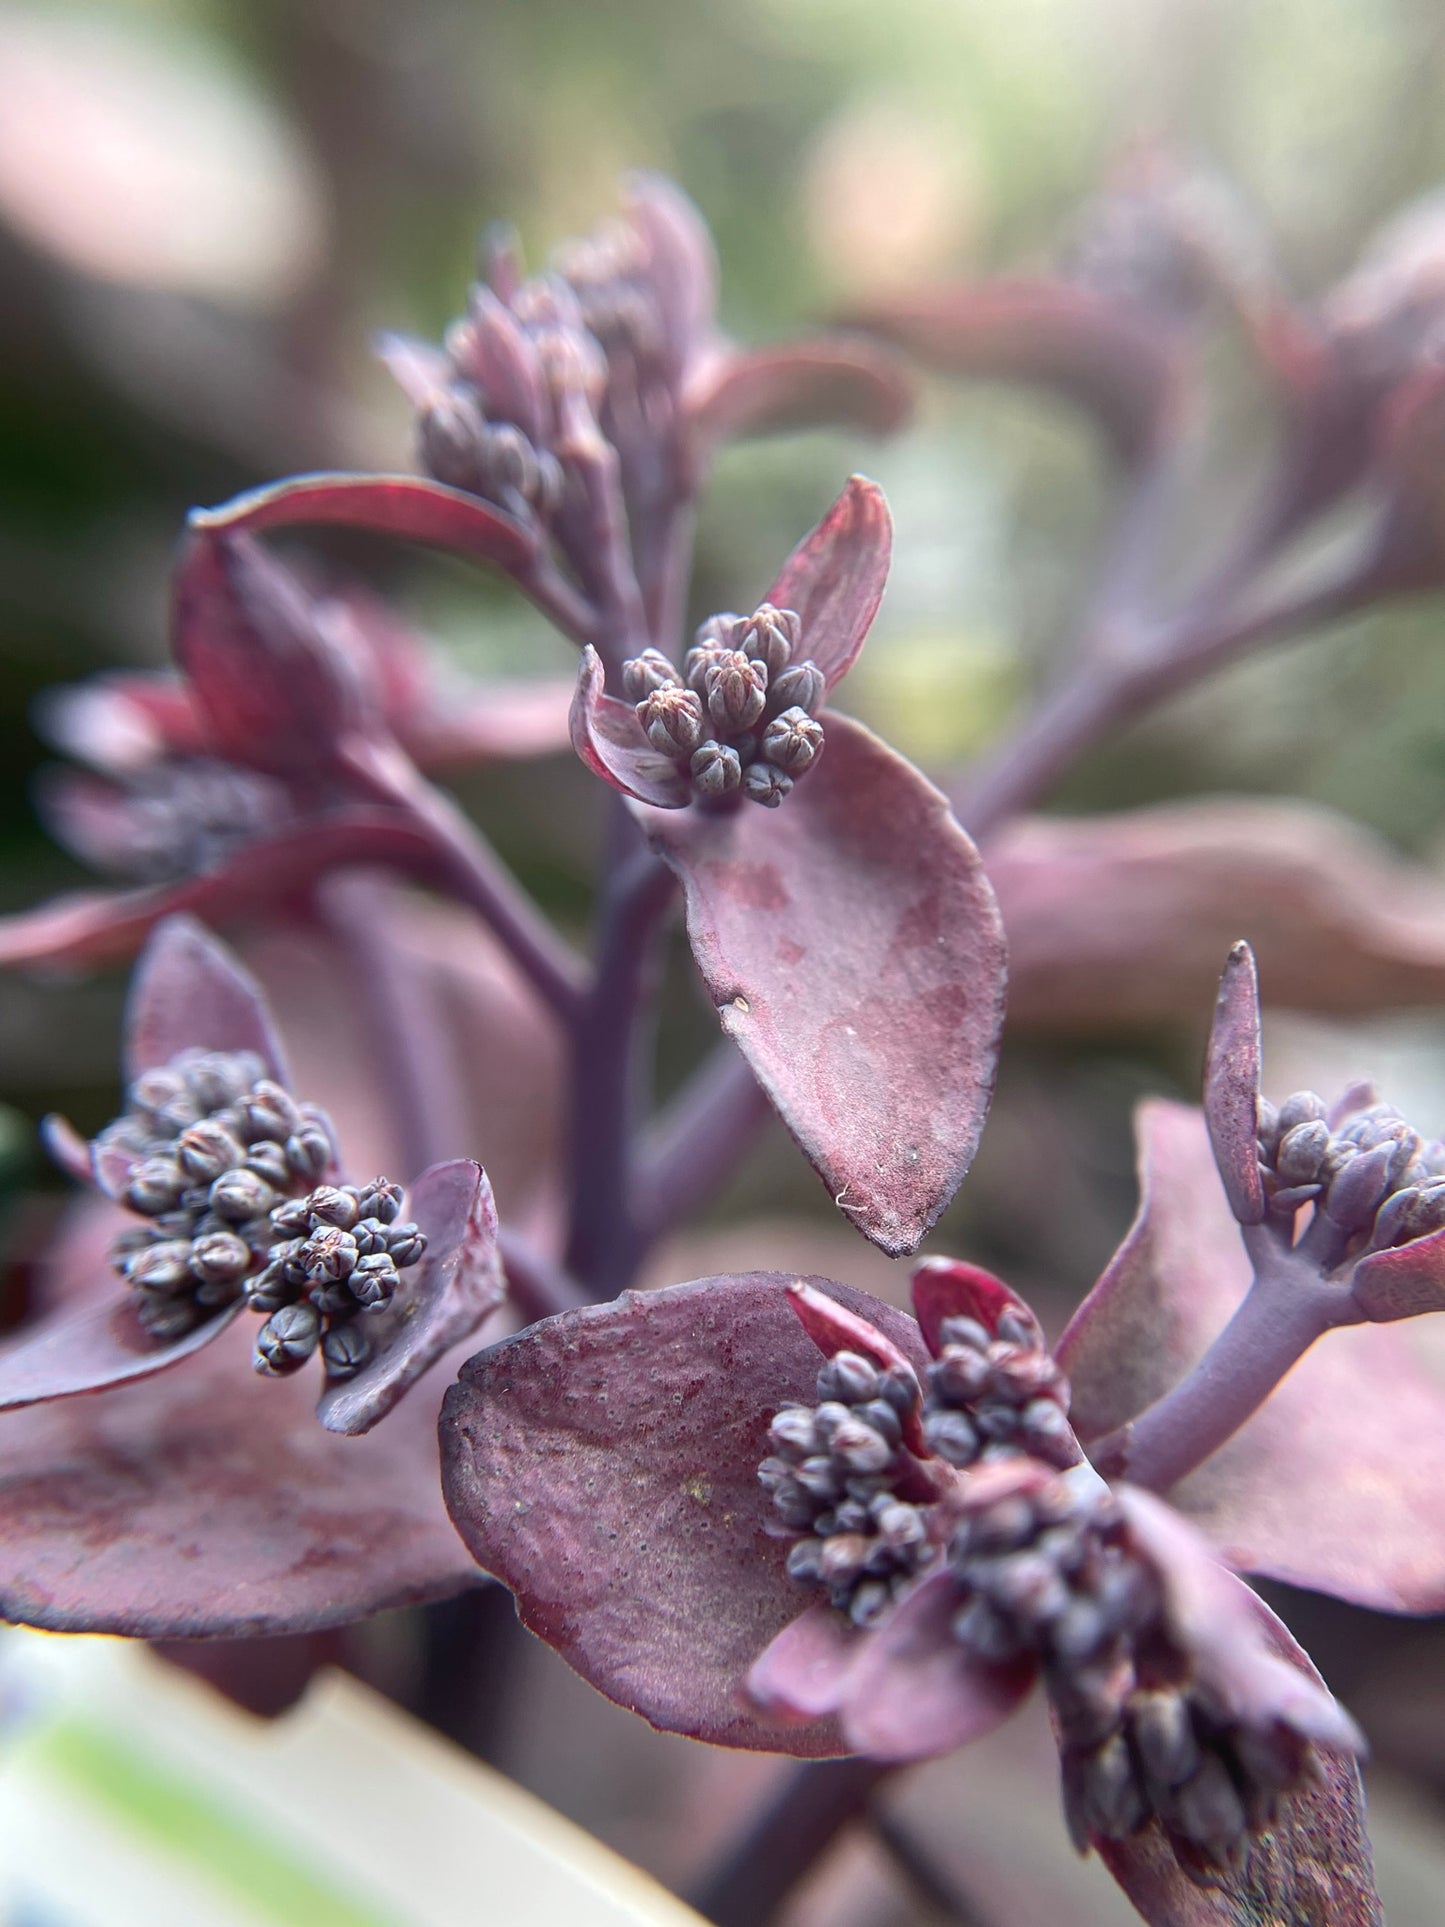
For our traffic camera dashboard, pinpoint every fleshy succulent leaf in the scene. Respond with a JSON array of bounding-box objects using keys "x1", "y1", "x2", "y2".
[
  {"x1": 439, "y1": 1271, "x2": 928, "y2": 1755},
  {"x1": 762, "y1": 475, "x2": 892, "y2": 692},
  {"x1": 317, "y1": 1159, "x2": 505, "y2": 1436},
  {"x1": 639, "y1": 713, "x2": 1007, "y2": 1255},
  {"x1": 1201, "y1": 940, "x2": 1266, "y2": 1224},
  {"x1": 124, "y1": 914, "x2": 289, "y2": 1086},
  {"x1": 0, "y1": 1295, "x2": 243, "y2": 1412},
  {"x1": 569, "y1": 648, "x2": 692, "y2": 808}
]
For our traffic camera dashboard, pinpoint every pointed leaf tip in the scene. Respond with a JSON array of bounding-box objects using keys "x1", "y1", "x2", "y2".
[
  {"x1": 764, "y1": 476, "x2": 892, "y2": 692},
  {"x1": 124, "y1": 915, "x2": 289, "y2": 1086},
  {"x1": 1203, "y1": 939, "x2": 1265, "y2": 1224}
]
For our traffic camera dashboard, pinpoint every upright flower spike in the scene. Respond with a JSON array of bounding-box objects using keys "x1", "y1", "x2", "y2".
[
  {"x1": 439, "y1": 1265, "x2": 1380, "y2": 1920},
  {"x1": 0, "y1": 916, "x2": 504, "y2": 1430},
  {"x1": 572, "y1": 477, "x2": 1008, "y2": 1256}
]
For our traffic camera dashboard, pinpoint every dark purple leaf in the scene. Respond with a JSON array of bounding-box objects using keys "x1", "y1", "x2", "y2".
[
  {"x1": 124, "y1": 914, "x2": 288, "y2": 1085},
  {"x1": 763, "y1": 475, "x2": 892, "y2": 692},
  {"x1": 439, "y1": 1271, "x2": 928, "y2": 1754},
  {"x1": 569, "y1": 647, "x2": 691, "y2": 807},
  {"x1": 744, "y1": 1601, "x2": 864, "y2": 1724},
  {"x1": 1202, "y1": 940, "x2": 1266, "y2": 1225},
  {"x1": 0, "y1": 1313, "x2": 479, "y2": 1637},
  {"x1": 640, "y1": 714, "x2": 1006, "y2": 1255},
  {"x1": 839, "y1": 1569, "x2": 1036, "y2": 1762},
  {"x1": 317, "y1": 1159, "x2": 505, "y2": 1436},
  {"x1": 0, "y1": 1294, "x2": 242, "y2": 1411},
  {"x1": 1352, "y1": 1226, "x2": 1445, "y2": 1322},
  {"x1": 684, "y1": 339, "x2": 912, "y2": 461},
  {"x1": 190, "y1": 473, "x2": 539, "y2": 576},
  {"x1": 1058, "y1": 1101, "x2": 1445, "y2": 1612},
  {"x1": 1091, "y1": 1579, "x2": 1381, "y2": 1927},
  {"x1": 852, "y1": 276, "x2": 1180, "y2": 464}
]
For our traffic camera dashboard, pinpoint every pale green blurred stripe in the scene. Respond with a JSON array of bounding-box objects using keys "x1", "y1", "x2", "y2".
[{"x1": 23, "y1": 1717, "x2": 400, "y2": 1927}]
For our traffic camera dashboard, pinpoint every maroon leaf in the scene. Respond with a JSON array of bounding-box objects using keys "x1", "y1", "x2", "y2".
[
  {"x1": 317, "y1": 1159, "x2": 505, "y2": 1436},
  {"x1": 839, "y1": 1570, "x2": 1036, "y2": 1762},
  {"x1": 1091, "y1": 1577, "x2": 1381, "y2": 1927},
  {"x1": 439, "y1": 1272, "x2": 928, "y2": 1754},
  {"x1": 852, "y1": 277, "x2": 1180, "y2": 464},
  {"x1": 569, "y1": 647, "x2": 691, "y2": 807},
  {"x1": 744, "y1": 1601, "x2": 865, "y2": 1724},
  {"x1": 0, "y1": 1312, "x2": 479, "y2": 1636},
  {"x1": 684, "y1": 339, "x2": 912, "y2": 461},
  {"x1": 1351, "y1": 1226, "x2": 1445, "y2": 1322},
  {"x1": 190, "y1": 473, "x2": 539, "y2": 576},
  {"x1": 1202, "y1": 940, "x2": 1266, "y2": 1225},
  {"x1": 640, "y1": 713, "x2": 1006, "y2": 1255},
  {"x1": 124, "y1": 914, "x2": 288, "y2": 1086},
  {"x1": 763, "y1": 476, "x2": 892, "y2": 692},
  {"x1": 0, "y1": 1294, "x2": 242, "y2": 1411},
  {"x1": 39, "y1": 1113, "x2": 94, "y2": 1186},
  {"x1": 1058, "y1": 1101, "x2": 1445, "y2": 1611},
  {"x1": 911, "y1": 1255, "x2": 1047, "y2": 1356}
]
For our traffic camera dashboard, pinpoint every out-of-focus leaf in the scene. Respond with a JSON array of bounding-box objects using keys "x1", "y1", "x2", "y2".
[
  {"x1": 684, "y1": 338, "x2": 912, "y2": 461},
  {"x1": 123, "y1": 914, "x2": 288, "y2": 1086},
  {"x1": 439, "y1": 1272, "x2": 927, "y2": 1754},
  {"x1": 641, "y1": 714, "x2": 1006, "y2": 1255},
  {"x1": 1058, "y1": 1102, "x2": 1445, "y2": 1612}
]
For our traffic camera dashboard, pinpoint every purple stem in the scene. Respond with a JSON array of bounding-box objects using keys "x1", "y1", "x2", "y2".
[
  {"x1": 634, "y1": 1045, "x2": 774, "y2": 1251},
  {"x1": 872, "y1": 1810, "x2": 998, "y2": 1927},
  {"x1": 563, "y1": 828, "x2": 679, "y2": 1295},
  {"x1": 687, "y1": 1758, "x2": 899, "y2": 1927},
  {"x1": 1088, "y1": 1232, "x2": 1354, "y2": 1490},
  {"x1": 497, "y1": 1227, "x2": 587, "y2": 1321}
]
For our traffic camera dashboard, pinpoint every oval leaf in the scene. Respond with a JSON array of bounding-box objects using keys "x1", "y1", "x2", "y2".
[
  {"x1": 763, "y1": 476, "x2": 892, "y2": 692},
  {"x1": 1059, "y1": 1101, "x2": 1445, "y2": 1612},
  {"x1": 124, "y1": 914, "x2": 288, "y2": 1085},
  {"x1": 1202, "y1": 940, "x2": 1265, "y2": 1225},
  {"x1": 317, "y1": 1160, "x2": 505, "y2": 1436},
  {"x1": 439, "y1": 1271, "x2": 929, "y2": 1755},
  {"x1": 0, "y1": 1313, "x2": 479, "y2": 1635},
  {"x1": 1352, "y1": 1225, "x2": 1445, "y2": 1322},
  {"x1": 640, "y1": 713, "x2": 1006, "y2": 1255},
  {"x1": 570, "y1": 647, "x2": 691, "y2": 808},
  {"x1": 0, "y1": 1294, "x2": 242, "y2": 1411},
  {"x1": 190, "y1": 474, "x2": 539, "y2": 576}
]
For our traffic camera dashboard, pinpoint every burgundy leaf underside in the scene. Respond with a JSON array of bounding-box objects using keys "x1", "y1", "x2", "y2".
[
  {"x1": 1091, "y1": 1584, "x2": 1381, "y2": 1927},
  {"x1": 0, "y1": 1303, "x2": 480, "y2": 1637},
  {"x1": 317, "y1": 1159, "x2": 505, "y2": 1437},
  {"x1": 639, "y1": 714, "x2": 1007, "y2": 1255},
  {"x1": 124, "y1": 913, "x2": 289, "y2": 1085},
  {"x1": 762, "y1": 474, "x2": 892, "y2": 691},
  {"x1": 439, "y1": 1272, "x2": 929, "y2": 1755},
  {"x1": 1058, "y1": 1101, "x2": 1445, "y2": 1612}
]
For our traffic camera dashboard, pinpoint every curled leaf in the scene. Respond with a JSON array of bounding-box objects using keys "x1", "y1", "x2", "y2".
[
  {"x1": 640, "y1": 714, "x2": 1006, "y2": 1255},
  {"x1": 1351, "y1": 1226, "x2": 1445, "y2": 1323},
  {"x1": 569, "y1": 648, "x2": 691, "y2": 808},
  {"x1": 911, "y1": 1255, "x2": 1047, "y2": 1356},
  {"x1": 439, "y1": 1271, "x2": 927, "y2": 1754},
  {"x1": 1201, "y1": 940, "x2": 1266, "y2": 1225}
]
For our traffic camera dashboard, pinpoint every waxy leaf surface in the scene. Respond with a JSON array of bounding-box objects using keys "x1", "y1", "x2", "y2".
[
  {"x1": 641, "y1": 715, "x2": 1006, "y2": 1254},
  {"x1": 0, "y1": 1296, "x2": 242, "y2": 1411},
  {"x1": 1058, "y1": 1101, "x2": 1445, "y2": 1611},
  {"x1": 439, "y1": 1272, "x2": 928, "y2": 1754}
]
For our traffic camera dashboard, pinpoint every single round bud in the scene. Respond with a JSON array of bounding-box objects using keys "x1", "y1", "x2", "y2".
[
  {"x1": 350, "y1": 1252, "x2": 400, "y2": 1309},
  {"x1": 351, "y1": 1217, "x2": 391, "y2": 1257},
  {"x1": 768, "y1": 1407, "x2": 819, "y2": 1460},
  {"x1": 622, "y1": 650, "x2": 682, "y2": 702},
  {"x1": 125, "y1": 1156, "x2": 187, "y2": 1216},
  {"x1": 182, "y1": 1051, "x2": 261, "y2": 1111},
  {"x1": 285, "y1": 1122, "x2": 332, "y2": 1181},
  {"x1": 176, "y1": 1119, "x2": 243, "y2": 1185},
  {"x1": 189, "y1": 1230, "x2": 252, "y2": 1288},
  {"x1": 129, "y1": 1067, "x2": 191, "y2": 1117},
  {"x1": 769, "y1": 659, "x2": 826, "y2": 717},
  {"x1": 244, "y1": 1141, "x2": 293, "y2": 1190},
  {"x1": 735, "y1": 604, "x2": 800, "y2": 679},
  {"x1": 761, "y1": 706, "x2": 825, "y2": 774},
  {"x1": 785, "y1": 1538, "x2": 827, "y2": 1584},
  {"x1": 384, "y1": 1222, "x2": 427, "y2": 1268},
  {"x1": 209, "y1": 1168, "x2": 278, "y2": 1222},
  {"x1": 742, "y1": 762, "x2": 793, "y2": 808},
  {"x1": 1275, "y1": 1119, "x2": 1331, "y2": 1185},
  {"x1": 134, "y1": 1291, "x2": 202, "y2": 1340},
  {"x1": 243, "y1": 1081, "x2": 300, "y2": 1142},
  {"x1": 689, "y1": 741, "x2": 741, "y2": 798},
  {"x1": 922, "y1": 1406, "x2": 980, "y2": 1467},
  {"x1": 355, "y1": 1178, "x2": 404, "y2": 1225},
  {"x1": 1129, "y1": 1689, "x2": 1201, "y2": 1791},
  {"x1": 125, "y1": 1239, "x2": 197, "y2": 1293},
  {"x1": 929, "y1": 1346, "x2": 990, "y2": 1404},
  {"x1": 417, "y1": 385, "x2": 491, "y2": 493},
  {"x1": 815, "y1": 1351, "x2": 879, "y2": 1405},
  {"x1": 303, "y1": 1226, "x2": 358, "y2": 1281},
  {"x1": 1275, "y1": 1090, "x2": 1329, "y2": 1136},
  {"x1": 244, "y1": 1261, "x2": 298, "y2": 1314},
  {"x1": 691, "y1": 613, "x2": 741, "y2": 654},
  {"x1": 639, "y1": 686, "x2": 705, "y2": 759},
  {"x1": 322, "y1": 1321, "x2": 372, "y2": 1379},
  {"x1": 704, "y1": 651, "x2": 768, "y2": 733},
  {"x1": 1325, "y1": 1140, "x2": 1396, "y2": 1229},
  {"x1": 306, "y1": 1185, "x2": 360, "y2": 1231},
  {"x1": 254, "y1": 1302, "x2": 321, "y2": 1375},
  {"x1": 477, "y1": 421, "x2": 541, "y2": 504}
]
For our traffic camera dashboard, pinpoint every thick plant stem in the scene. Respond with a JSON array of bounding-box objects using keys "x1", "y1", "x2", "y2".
[
  {"x1": 1089, "y1": 1243, "x2": 1350, "y2": 1489},
  {"x1": 564, "y1": 823, "x2": 678, "y2": 1296},
  {"x1": 634, "y1": 1045, "x2": 774, "y2": 1251},
  {"x1": 688, "y1": 1758, "x2": 899, "y2": 1927}
]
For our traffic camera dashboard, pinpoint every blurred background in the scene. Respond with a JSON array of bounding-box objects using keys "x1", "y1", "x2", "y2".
[{"x1": 4, "y1": 0, "x2": 1445, "y2": 1920}]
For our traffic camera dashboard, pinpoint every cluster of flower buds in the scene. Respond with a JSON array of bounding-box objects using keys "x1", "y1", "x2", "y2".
[
  {"x1": 1257, "y1": 1086, "x2": 1445, "y2": 1256},
  {"x1": 621, "y1": 604, "x2": 826, "y2": 808},
  {"x1": 101, "y1": 1048, "x2": 333, "y2": 1340},
  {"x1": 245, "y1": 1179, "x2": 427, "y2": 1381},
  {"x1": 758, "y1": 1348, "x2": 935, "y2": 1626},
  {"x1": 949, "y1": 1466, "x2": 1329, "y2": 1874},
  {"x1": 921, "y1": 1306, "x2": 1076, "y2": 1471},
  {"x1": 551, "y1": 215, "x2": 668, "y2": 391}
]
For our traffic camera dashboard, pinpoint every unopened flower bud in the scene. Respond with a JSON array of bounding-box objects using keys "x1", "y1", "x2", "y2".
[
  {"x1": 769, "y1": 659, "x2": 826, "y2": 717},
  {"x1": 690, "y1": 741, "x2": 741, "y2": 798},
  {"x1": 350, "y1": 1252, "x2": 400, "y2": 1309},
  {"x1": 134, "y1": 1291, "x2": 202, "y2": 1340},
  {"x1": 478, "y1": 421, "x2": 542, "y2": 505},
  {"x1": 209, "y1": 1168, "x2": 277, "y2": 1222},
  {"x1": 188, "y1": 1231, "x2": 252, "y2": 1288},
  {"x1": 126, "y1": 1156, "x2": 187, "y2": 1215},
  {"x1": 322, "y1": 1321, "x2": 372, "y2": 1379},
  {"x1": 270, "y1": 1197, "x2": 313, "y2": 1238},
  {"x1": 126, "y1": 1239, "x2": 196, "y2": 1293},
  {"x1": 1324, "y1": 1140, "x2": 1396, "y2": 1228},
  {"x1": 923, "y1": 1407, "x2": 980, "y2": 1466},
  {"x1": 1130, "y1": 1689, "x2": 1201, "y2": 1790},
  {"x1": 704, "y1": 651, "x2": 768, "y2": 732},
  {"x1": 304, "y1": 1227, "x2": 358, "y2": 1281},
  {"x1": 1254, "y1": 1098, "x2": 1281, "y2": 1157},
  {"x1": 244, "y1": 1141, "x2": 292, "y2": 1190},
  {"x1": 1083, "y1": 1733, "x2": 1150, "y2": 1839},
  {"x1": 1275, "y1": 1119, "x2": 1331, "y2": 1185},
  {"x1": 354, "y1": 1178, "x2": 404, "y2": 1224},
  {"x1": 307, "y1": 1185, "x2": 360, "y2": 1231},
  {"x1": 245, "y1": 1262, "x2": 297, "y2": 1314},
  {"x1": 769, "y1": 1408, "x2": 820, "y2": 1460},
  {"x1": 176, "y1": 1119, "x2": 243, "y2": 1185},
  {"x1": 417, "y1": 385, "x2": 491, "y2": 492},
  {"x1": 742, "y1": 763, "x2": 793, "y2": 808},
  {"x1": 1275, "y1": 1091, "x2": 1329, "y2": 1135},
  {"x1": 384, "y1": 1221, "x2": 426, "y2": 1267},
  {"x1": 622, "y1": 650, "x2": 682, "y2": 701},
  {"x1": 639, "y1": 686, "x2": 705, "y2": 758},
  {"x1": 285, "y1": 1122, "x2": 332, "y2": 1181},
  {"x1": 129, "y1": 1068, "x2": 189, "y2": 1116},
  {"x1": 735, "y1": 604, "x2": 800, "y2": 679},
  {"x1": 182, "y1": 1050, "x2": 261, "y2": 1111},
  {"x1": 244, "y1": 1081, "x2": 300, "y2": 1142},
  {"x1": 254, "y1": 1302, "x2": 321, "y2": 1374},
  {"x1": 761, "y1": 707, "x2": 825, "y2": 774}
]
